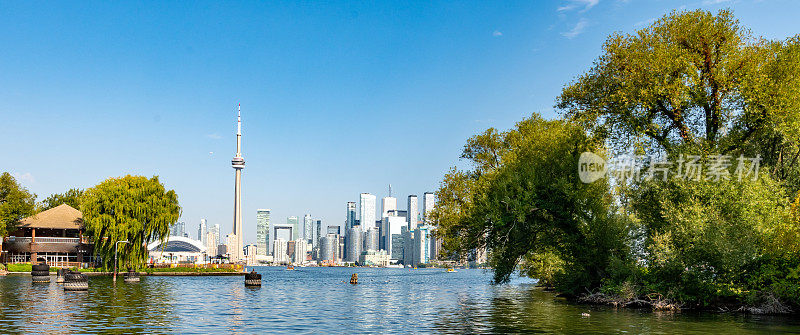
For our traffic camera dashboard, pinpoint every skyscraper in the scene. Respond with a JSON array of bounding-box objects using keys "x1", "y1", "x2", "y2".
[
  {"x1": 231, "y1": 104, "x2": 246, "y2": 262},
  {"x1": 212, "y1": 224, "x2": 221, "y2": 250},
  {"x1": 423, "y1": 192, "x2": 435, "y2": 224},
  {"x1": 364, "y1": 227, "x2": 379, "y2": 253},
  {"x1": 413, "y1": 225, "x2": 432, "y2": 266},
  {"x1": 198, "y1": 219, "x2": 207, "y2": 245},
  {"x1": 294, "y1": 239, "x2": 309, "y2": 264},
  {"x1": 359, "y1": 193, "x2": 376, "y2": 229},
  {"x1": 256, "y1": 209, "x2": 270, "y2": 256},
  {"x1": 346, "y1": 226, "x2": 363, "y2": 263},
  {"x1": 407, "y1": 195, "x2": 419, "y2": 230},
  {"x1": 273, "y1": 238, "x2": 288, "y2": 264},
  {"x1": 346, "y1": 202, "x2": 357, "y2": 230},
  {"x1": 315, "y1": 220, "x2": 322, "y2": 245},
  {"x1": 320, "y1": 234, "x2": 337, "y2": 263},
  {"x1": 287, "y1": 216, "x2": 300, "y2": 241},
  {"x1": 382, "y1": 185, "x2": 397, "y2": 218},
  {"x1": 303, "y1": 214, "x2": 313, "y2": 242},
  {"x1": 171, "y1": 222, "x2": 186, "y2": 237}
]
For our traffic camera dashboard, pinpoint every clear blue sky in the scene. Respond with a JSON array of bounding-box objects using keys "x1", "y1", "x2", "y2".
[{"x1": 2, "y1": 0, "x2": 799, "y2": 244}]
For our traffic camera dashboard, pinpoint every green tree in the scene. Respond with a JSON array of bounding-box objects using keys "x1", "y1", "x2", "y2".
[
  {"x1": 82, "y1": 175, "x2": 180, "y2": 269},
  {"x1": 0, "y1": 172, "x2": 37, "y2": 237},
  {"x1": 40, "y1": 188, "x2": 84, "y2": 211},
  {"x1": 432, "y1": 114, "x2": 632, "y2": 293},
  {"x1": 557, "y1": 9, "x2": 800, "y2": 159}
]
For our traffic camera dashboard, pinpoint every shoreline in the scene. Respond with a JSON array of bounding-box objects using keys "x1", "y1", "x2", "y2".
[{"x1": 5, "y1": 272, "x2": 243, "y2": 276}]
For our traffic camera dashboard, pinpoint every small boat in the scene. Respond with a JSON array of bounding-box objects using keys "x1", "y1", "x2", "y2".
[
  {"x1": 286, "y1": 265, "x2": 295, "y2": 271},
  {"x1": 446, "y1": 268, "x2": 457, "y2": 273}
]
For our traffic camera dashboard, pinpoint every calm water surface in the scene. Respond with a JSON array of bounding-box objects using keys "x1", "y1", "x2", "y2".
[{"x1": 1, "y1": 267, "x2": 799, "y2": 334}]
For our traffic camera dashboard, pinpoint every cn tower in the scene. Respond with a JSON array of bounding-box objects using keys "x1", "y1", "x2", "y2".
[{"x1": 231, "y1": 104, "x2": 245, "y2": 262}]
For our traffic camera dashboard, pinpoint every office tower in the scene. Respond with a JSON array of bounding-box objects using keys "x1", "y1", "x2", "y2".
[
  {"x1": 381, "y1": 216, "x2": 405, "y2": 259},
  {"x1": 212, "y1": 224, "x2": 221, "y2": 250},
  {"x1": 402, "y1": 226, "x2": 414, "y2": 266},
  {"x1": 231, "y1": 104, "x2": 246, "y2": 263},
  {"x1": 391, "y1": 231, "x2": 404, "y2": 260},
  {"x1": 315, "y1": 220, "x2": 322, "y2": 245},
  {"x1": 294, "y1": 239, "x2": 309, "y2": 264},
  {"x1": 346, "y1": 202, "x2": 357, "y2": 230},
  {"x1": 364, "y1": 227, "x2": 379, "y2": 252},
  {"x1": 171, "y1": 221, "x2": 186, "y2": 237},
  {"x1": 225, "y1": 233, "x2": 237, "y2": 258},
  {"x1": 320, "y1": 234, "x2": 337, "y2": 262},
  {"x1": 286, "y1": 216, "x2": 300, "y2": 241},
  {"x1": 346, "y1": 226, "x2": 363, "y2": 263},
  {"x1": 273, "y1": 238, "x2": 288, "y2": 264},
  {"x1": 413, "y1": 225, "x2": 432, "y2": 266},
  {"x1": 198, "y1": 219, "x2": 207, "y2": 245},
  {"x1": 303, "y1": 214, "x2": 313, "y2": 242},
  {"x1": 245, "y1": 244, "x2": 258, "y2": 264},
  {"x1": 327, "y1": 225, "x2": 341, "y2": 235},
  {"x1": 206, "y1": 231, "x2": 218, "y2": 257},
  {"x1": 386, "y1": 209, "x2": 407, "y2": 219},
  {"x1": 337, "y1": 235, "x2": 345, "y2": 262},
  {"x1": 407, "y1": 195, "x2": 419, "y2": 230},
  {"x1": 256, "y1": 209, "x2": 270, "y2": 256},
  {"x1": 287, "y1": 241, "x2": 296, "y2": 262},
  {"x1": 423, "y1": 192, "x2": 435, "y2": 224},
  {"x1": 381, "y1": 185, "x2": 397, "y2": 218},
  {"x1": 359, "y1": 193, "x2": 376, "y2": 229}
]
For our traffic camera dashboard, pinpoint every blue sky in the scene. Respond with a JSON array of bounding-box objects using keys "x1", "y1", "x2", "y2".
[{"x1": 2, "y1": 0, "x2": 799, "y2": 244}]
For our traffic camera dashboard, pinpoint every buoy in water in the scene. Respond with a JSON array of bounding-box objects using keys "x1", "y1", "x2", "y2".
[{"x1": 350, "y1": 273, "x2": 358, "y2": 285}]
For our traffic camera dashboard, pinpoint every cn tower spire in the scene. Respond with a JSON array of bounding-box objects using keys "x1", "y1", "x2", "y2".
[{"x1": 231, "y1": 104, "x2": 245, "y2": 263}]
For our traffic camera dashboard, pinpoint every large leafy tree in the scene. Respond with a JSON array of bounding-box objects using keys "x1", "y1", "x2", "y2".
[
  {"x1": 40, "y1": 188, "x2": 84, "y2": 211},
  {"x1": 82, "y1": 175, "x2": 180, "y2": 269},
  {"x1": 557, "y1": 9, "x2": 800, "y2": 161},
  {"x1": 432, "y1": 114, "x2": 631, "y2": 292},
  {"x1": 0, "y1": 172, "x2": 37, "y2": 237}
]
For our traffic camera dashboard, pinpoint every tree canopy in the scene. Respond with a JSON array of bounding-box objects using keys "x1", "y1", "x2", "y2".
[
  {"x1": 0, "y1": 172, "x2": 37, "y2": 237},
  {"x1": 82, "y1": 175, "x2": 180, "y2": 269},
  {"x1": 40, "y1": 188, "x2": 84, "y2": 211}
]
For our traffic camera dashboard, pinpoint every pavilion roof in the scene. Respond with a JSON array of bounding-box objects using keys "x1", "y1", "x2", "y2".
[{"x1": 19, "y1": 204, "x2": 83, "y2": 230}]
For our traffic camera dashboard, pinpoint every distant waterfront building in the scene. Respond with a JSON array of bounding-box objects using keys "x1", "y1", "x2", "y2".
[
  {"x1": 198, "y1": 219, "x2": 207, "y2": 246},
  {"x1": 211, "y1": 224, "x2": 221, "y2": 251},
  {"x1": 386, "y1": 209, "x2": 407, "y2": 219},
  {"x1": 402, "y1": 226, "x2": 414, "y2": 265},
  {"x1": 360, "y1": 250, "x2": 390, "y2": 267},
  {"x1": 413, "y1": 225, "x2": 432, "y2": 266},
  {"x1": 407, "y1": 195, "x2": 419, "y2": 230},
  {"x1": 381, "y1": 196, "x2": 397, "y2": 218},
  {"x1": 381, "y1": 216, "x2": 406, "y2": 260},
  {"x1": 364, "y1": 227, "x2": 379, "y2": 253},
  {"x1": 315, "y1": 220, "x2": 322, "y2": 245},
  {"x1": 320, "y1": 234, "x2": 337, "y2": 263},
  {"x1": 327, "y1": 225, "x2": 340, "y2": 235},
  {"x1": 206, "y1": 230, "x2": 218, "y2": 256},
  {"x1": 245, "y1": 244, "x2": 258, "y2": 265},
  {"x1": 147, "y1": 236, "x2": 207, "y2": 264},
  {"x1": 337, "y1": 235, "x2": 345, "y2": 262},
  {"x1": 225, "y1": 233, "x2": 237, "y2": 259},
  {"x1": 287, "y1": 216, "x2": 300, "y2": 240},
  {"x1": 303, "y1": 214, "x2": 313, "y2": 242},
  {"x1": 287, "y1": 241, "x2": 296, "y2": 262},
  {"x1": 423, "y1": 192, "x2": 435, "y2": 224},
  {"x1": 273, "y1": 238, "x2": 288, "y2": 264},
  {"x1": 346, "y1": 226, "x2": 363, "y2": 263},
  {"x1": 359, "y1": 193, "x2": 376, "y2": 229},
  {"x1": 256, "y1": 209, "x2": 270, "y2": 256},
  {"x1": 294, "y1": 239, "x2": 309, "y2": 264},
  {"x1": 171, "y1": 221, "x2": 186, "y2": 237},
  {"x1": 346, "y1": 202, "x2": 357, "y2": 230}
]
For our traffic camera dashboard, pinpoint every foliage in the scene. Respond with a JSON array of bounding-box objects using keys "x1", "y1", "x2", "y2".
[
  {"x1": 557, "y1": 9, "x2": 800, "y2": 162},
  {"x1": 82, "y1": 175, "x2": 180, "y2": 269},
  {"x1": 432, "y1": 114, "x2": 632, "y2": 293},
  {"x1": 0, "y1": 172, "x2": 37, "y2": 237},
  {"x1": 39, "y1": 188, "x2": 84, "y2": 211}
]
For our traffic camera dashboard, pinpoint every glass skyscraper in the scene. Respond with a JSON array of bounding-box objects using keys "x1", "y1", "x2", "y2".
[
  {"x1": 303, "y1": 214, "x2": 313, "y2": 243},
  {"x1": 256, "y1": 209, "x2": 270, "y2": 256},
  {"x1": 287, "y1": 216, "x2": 300, "y2": 241},
  {"x1": 407, "y1": 195, "x2": 419, "y2": 230},
  {"x1": 359, "y1": 193, "x2": 376, "y2": 229}
]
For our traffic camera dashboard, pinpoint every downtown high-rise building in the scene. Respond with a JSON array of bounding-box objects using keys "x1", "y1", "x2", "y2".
[
  {"x1": 211, "y1": 224, "x2": 221, "y2": 251},
  {"x1": 315, "y1": 220, "x2": 322, "y2": 246},
  {"x1": 381, "y1": 216, "x2": 405, "y2": 260},
  {"x1": 206, "y1": 230, "x2": 218, "y2": 257},
  {"x1": 287, "y1": 216, "x2": 300, "y2": 241},
  {"x1": 346, "y1": 226, "x2": 363, "y2": 263},
  {"x1": 346, "y1": 202, "x2": 357, "y2": 230},
  {"x1": 198, "y1": 219, "x2": 207, "y2": 245},
  {"x1": 303, "y1": 214, "x2": 313, "y2": 242},
  {"x1": 273, "y1": 237, "x2": 288, "y2": 264},
  {"x1": 294, "y1": 239, "x2": 309, "y2": 264},
  {"x1": 364, "y1": 227, "x2": 379, "y2": 253},
  {"x1": 359, "y1": 193, "x2": 376, "y2": 229},
  {"x1": 381, "y1": 195, "x2": 397, "y2": 218},
  {"x1": 320, "y1": 234, "x2": 338, "y2": 263},
  {"x1": 423, "y1": 192, "x2": 435, "y2": 224},
  {"x1": 171, "y1": 222, "x2": 186, "y2": 238},
  {"x1": 413, "y1": 225, "x2": 433, "y2": 266},
  {"x1": 256, "y1": 209, "x2": 271, "y2": 256},
  {"x1": 407, "y1": 195, "x2": 419, "y2": 230}
]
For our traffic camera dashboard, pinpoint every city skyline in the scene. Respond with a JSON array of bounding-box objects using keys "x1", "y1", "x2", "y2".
[{"x1": 4, "y1": 1, "x2": 800, "y2": 245}]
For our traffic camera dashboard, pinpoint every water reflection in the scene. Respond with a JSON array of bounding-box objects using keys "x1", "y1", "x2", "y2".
[{"x1": 1, "y1": 269, "x2": 799, "y2": 334}]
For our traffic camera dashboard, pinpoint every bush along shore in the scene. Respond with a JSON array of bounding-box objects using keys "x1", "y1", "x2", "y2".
[{"x1": 431, "y1": 9, "x2": 800, "y2": 315}]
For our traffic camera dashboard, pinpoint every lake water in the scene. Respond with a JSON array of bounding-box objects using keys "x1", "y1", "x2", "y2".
[{"x1": 1, "y1": 267, "x2": 799, "y2": 334}]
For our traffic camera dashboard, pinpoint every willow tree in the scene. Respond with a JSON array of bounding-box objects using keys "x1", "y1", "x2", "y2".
[
  {"x1": 40, "y1": 188, "x2": 84, "y2": 211},
  {"x1": 82, "y1": 175, "x2": 180, "y2": 269}
]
